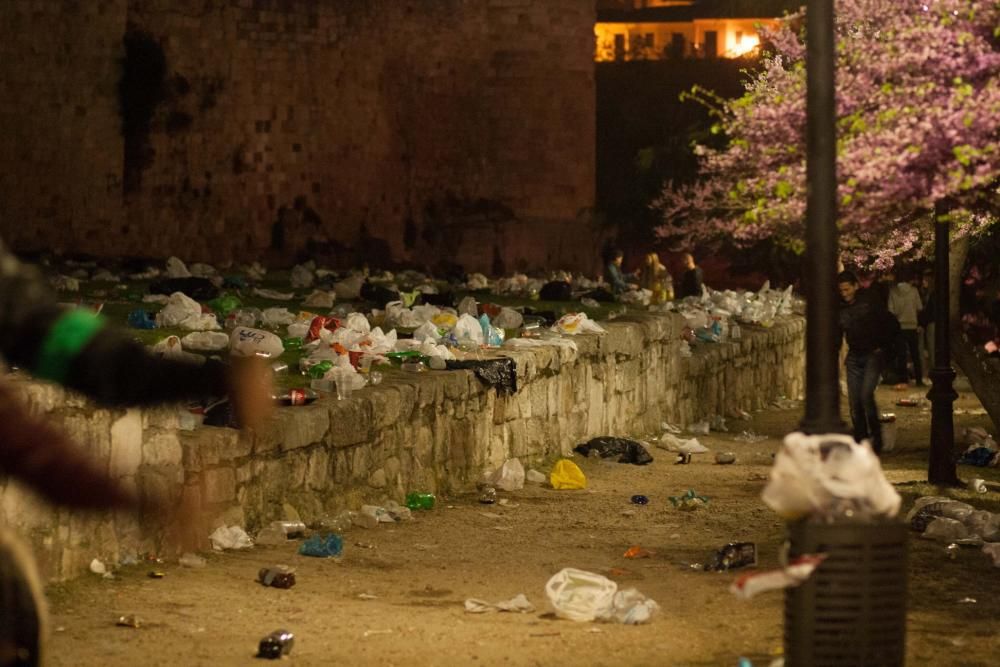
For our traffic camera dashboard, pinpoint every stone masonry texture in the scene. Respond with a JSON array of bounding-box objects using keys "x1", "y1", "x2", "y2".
[
  {"x1": 0, "y1": 0, "x2": 597, "y2": 274},
  {"x1": 0, "y1": 313, "x2": 805, "y2": 582}
]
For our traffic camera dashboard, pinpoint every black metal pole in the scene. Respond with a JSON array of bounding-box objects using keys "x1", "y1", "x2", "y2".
[
  {"x1": 927, "y1": 210, "x2": 960, "y2": 485},
  {"x1": 800, "y1": 0, "x2": 846, "y2": 435}
]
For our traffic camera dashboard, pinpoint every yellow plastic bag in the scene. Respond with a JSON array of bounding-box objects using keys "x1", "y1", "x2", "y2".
[{"x1": 550, "y1": 459, "x2": 587, "y2": 490}]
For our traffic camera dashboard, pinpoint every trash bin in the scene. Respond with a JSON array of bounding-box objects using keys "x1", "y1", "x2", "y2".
[{"x1": 785, "y1": 519, "x2": 908, "y2": 667}]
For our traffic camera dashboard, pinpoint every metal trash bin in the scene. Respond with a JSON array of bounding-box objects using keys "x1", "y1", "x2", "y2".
[{"x1": 785, "y1": 519, "x2": 908, "y2": 666}]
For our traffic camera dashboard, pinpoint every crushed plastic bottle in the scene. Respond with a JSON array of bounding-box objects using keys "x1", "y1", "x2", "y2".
[{"x1": 405, "y1": 492, "x2": 435, "y2": 510}]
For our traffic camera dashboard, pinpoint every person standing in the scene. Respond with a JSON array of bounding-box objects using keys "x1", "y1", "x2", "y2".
[
  {"x1": 676, "y1": 253, "x2": 704, "y2": 299},
  {"x1": 838, "y1": 271, "x2": 900, "y2": 454},
  {"x1": 888, "y1": 269, "x2": 925, "y2": 386}
]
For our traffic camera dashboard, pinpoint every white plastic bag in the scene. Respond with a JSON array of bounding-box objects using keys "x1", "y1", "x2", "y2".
[
  {"x1": 346, "y1": 312, "x2": 371, "y2": 334},
  {"x1": 165, "y1": 256, "x2": 191, "y2": 278},
  {"x1": 230, "y1": 326, "x2": 285, "y2": 358},
  {"x1": 552, "y1": 313, "x2": 606, "y2": 335},
  {"x1": 333, "y1": 274, "x2": 364, "y2": 300},
  {"x1": 493, "y1": 307, "x2": 524, "y2": 330},
  {"x1": 261, "y1": 307, "x2": 296, "y2": 327},
  {"x1": 454, "y1": 314, "x2": 485, "y2": 345},
  {"x1": 181, "y1": 331, "x2": 230, "y2": 352},
  {"x1": 545, "y1": 568, "x2": 618, "y2": 622},
  {"x1": 490, "y1": 459, "x2": 525, "y2": 491},
  {"x1": 761, "y1": 432, "x2": 901, "y2": 520},
  {"x1": 290, "y1": 264, "x2": 315, "y2": 288},
  {"x1": 209, "y1": 525, "x2": 253, "y2": 551},
  {"x1": 302, "y1": 289, "x2": 335, "y2": 309},
  {"x1": 155, "y1": 292, "x2": 202, "y2": 327}
]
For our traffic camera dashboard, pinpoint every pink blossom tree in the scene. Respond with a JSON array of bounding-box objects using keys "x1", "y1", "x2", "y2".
[
  {"x1": 656, "y1": 0, "x2": 999, "y2": 269},
  {"x1": 657, "y1": 0, "x2": 1000, "y2": 434}
]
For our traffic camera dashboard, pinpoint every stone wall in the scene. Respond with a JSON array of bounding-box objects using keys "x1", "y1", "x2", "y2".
[
  {"x1": 0, "y1": 0, "x2": 597, "y2": 274},
  {"x1": 0, "y1": 313, "x2": 804, "y2": 582}
]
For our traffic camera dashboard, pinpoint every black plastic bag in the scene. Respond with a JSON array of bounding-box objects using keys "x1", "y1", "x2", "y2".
[
  {"x1": 360, "y1": 281, "x2": 399, "y2": 306},
  {"x1": 149, "y1": 277, "x2": 220, "y2": 301},
  {"x1": 539, "y1": 281, "x2": 573, "y2": 301},
  {"x1": 573, "y1": 437, "x2": 653, "y2": 465},
  {"x1": 446, "y1": 357, "x2": 518, "y2": 395}
]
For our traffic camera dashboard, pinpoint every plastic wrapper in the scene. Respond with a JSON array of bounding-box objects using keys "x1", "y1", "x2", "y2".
[{"x1": 729, "y1": 555, "x2": 826, "y2": 600}]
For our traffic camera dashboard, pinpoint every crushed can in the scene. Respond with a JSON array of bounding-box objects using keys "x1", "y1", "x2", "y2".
[
  {"x1": 705, "y1": 542, "x2": 757, "y2": 571},
  {"x1": 257, "y1": 629, "x2": 295, "y2": 659},
  {"x1": 258, "y1": 566, "x2": 296, "y2": 589}
]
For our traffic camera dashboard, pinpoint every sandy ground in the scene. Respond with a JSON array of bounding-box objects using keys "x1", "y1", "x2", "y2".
[{"x1": 45, "y1": 385, "x2": 999, "y2": 667}]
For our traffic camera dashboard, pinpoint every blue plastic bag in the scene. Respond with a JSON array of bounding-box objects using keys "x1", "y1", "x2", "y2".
[{"x1": 297, "y1": 533, "x2": 343, "y2": 558}]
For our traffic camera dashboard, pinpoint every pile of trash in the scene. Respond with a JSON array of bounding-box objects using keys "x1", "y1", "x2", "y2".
[{"x1": 907, "y1": 495, "x2": 1000, "y2": 567}]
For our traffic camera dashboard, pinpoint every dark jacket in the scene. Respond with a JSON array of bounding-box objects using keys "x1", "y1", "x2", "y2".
[
  {"x1": 677, "y1": 267, "x2": 704, "y2": 299},
  {"x1": 839, "y1": 288, "x2": 900, "y2": 356}
]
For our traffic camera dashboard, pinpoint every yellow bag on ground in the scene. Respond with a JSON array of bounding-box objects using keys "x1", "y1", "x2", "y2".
[{"x1": 550, "y1": 459, "x2": 587, "y2": 490}]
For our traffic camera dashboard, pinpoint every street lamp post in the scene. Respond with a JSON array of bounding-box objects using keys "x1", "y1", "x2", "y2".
[
  {"x1": 927, "y1": 208, "x2": 960, "y2": 485},
  {"x1": 800, "y1": 0, "x2": 846, "y2": 436}
]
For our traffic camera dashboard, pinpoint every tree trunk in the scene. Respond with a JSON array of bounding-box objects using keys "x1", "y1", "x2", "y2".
[{"x1": 948, "y1": 235, "x2": 1000, "y2": 433}]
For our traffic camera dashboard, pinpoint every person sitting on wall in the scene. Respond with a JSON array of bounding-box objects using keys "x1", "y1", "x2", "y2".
[
  {"x1": 640, "y1": 252, "x2": 673, "y2": 304},
  {"x1": 675, "y1": 253, "x2": 704, "y2": 300},
  {"x1": 0, "y1": 237, "x2": 274, "y2": 665},
  {"x1": 604, "y1": 248, "x2": 637, "y2": 297}
]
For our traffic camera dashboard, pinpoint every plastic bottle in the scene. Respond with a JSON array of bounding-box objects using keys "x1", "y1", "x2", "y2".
[
  {"x1": 405, "y1": 492, "x2": 436, "y2": 511},
  {"x1": 257, "y1": 630, "x2": 295, "y2": 659},
  {"x1": 273, "y1": 388, "x2": 319, "y2": 406},
  {"x1": 307, "y1": 360, "x2": 334, "y2": 379}
]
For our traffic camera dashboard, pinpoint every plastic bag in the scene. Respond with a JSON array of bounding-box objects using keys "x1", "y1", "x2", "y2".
[
  {"x1": 550, "y1": 459, "x2": 587, "y2": 490},
  {"x1": 209, "y1": 525, "x2": 253, "y2": 551},
  {"x1": 653, "y1": 433, "x2": 708, "y2": 455},
  {"x1": 457, "y1": 296, "x2": 478, "y2": 317},
  {"x1": 761, "y1": 432, "x2": 901, "y2": 521},
  {"x1": 412, "y1": 321, "x2": 442, "y2": 342},
  {"x1": 453, "y1": 314, "x2": 485, "y2": 345},
  {"x1": 545, "y1": 568, "x2": 617, "y2": 622},
  {"x1": 262, "y1": 307, "x2": 296, "y2": 327},
  {"x1": 290, "y1": 264, "x2": 315, "y2": 288},
  {"x1": 574, "y1": 437, "x2": 653, "y2": 465},
  {"x1": 493, "y1": 307, "x2": 523, "y2": 330},
  {"x1": 544, "y1": 569, "x2": 658, "y2": 624},
  {"x1": 181, "y1": 331, "x2": 230, "y2": 352},
  {"x1": 298, "y1": 533, "x2": 343, "y2": 558},
  {"x1": 333, "y1": 274, "x2": 364, "y2": 300},
  {"x1": 552, "y1": 313, "x2": 606, "y2": 335},
  {"x1": 230, "y1": 326, "x2": 285, "y2": 358},
  {"x1": 922, "y1": 517, "x2": 973, "y2": 543},
  {"x1": 346, "y1": 312, "x2": 371, "y2": 334},
  {"x1": 489, "y1": 459, "x2": 525, "y2": 491},
  {"x1": 155, "y1": 292, "x2": 202, "y2": 327}
]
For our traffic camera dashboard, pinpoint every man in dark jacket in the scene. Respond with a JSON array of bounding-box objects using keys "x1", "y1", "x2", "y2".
[
  {"x1": 838, "y1": 271, "x2": 899, "y2": 454},
  {"x1": 0, "y1": 238, "x2": 273, "y2": 665}
]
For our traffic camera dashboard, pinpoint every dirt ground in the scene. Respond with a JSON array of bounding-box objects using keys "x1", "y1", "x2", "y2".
[{"x1": 45, "y1": 385, "x2": 999, "y2": 667}]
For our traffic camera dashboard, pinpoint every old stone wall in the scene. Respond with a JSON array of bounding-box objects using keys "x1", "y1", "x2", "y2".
[
  {"x1": 0, "y1": 313, "x2": 804, "y2": 582},
  {"x1": 0, "y1": 0, "x2": 596, "y2": 274}
]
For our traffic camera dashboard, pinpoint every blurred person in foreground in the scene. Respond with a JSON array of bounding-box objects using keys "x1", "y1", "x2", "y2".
[{"x1": 0, "y1": 238, "x2": 273, "y2": 666}]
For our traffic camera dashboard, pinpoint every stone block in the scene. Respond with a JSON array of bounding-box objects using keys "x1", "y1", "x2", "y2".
[
  {"x1": 202, "y1": 467, "x2": 237, "y2": 504},
  {"x1": 109, "y1": 409, "x2": 142, "y2": 477},
  {"x1": 142, "y1": 431, "x2": 183, "y2": 466},
  {"x1": 278, "y1": 404, "x2": 331, "y2": 451}
]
